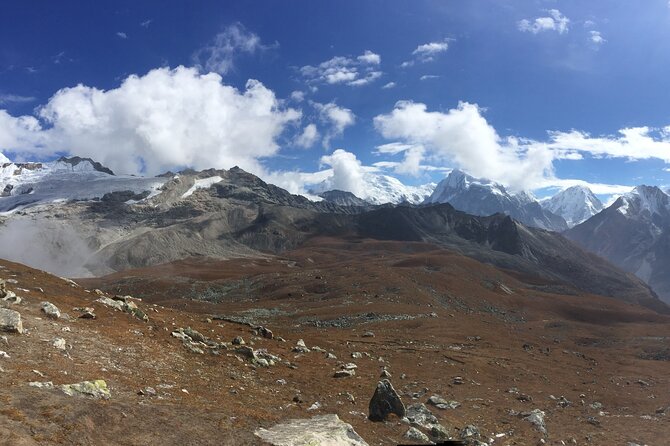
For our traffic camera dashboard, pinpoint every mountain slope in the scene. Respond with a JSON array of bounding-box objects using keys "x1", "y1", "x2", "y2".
[
  {"x1": 425, "y1": 170, "x2": 568, "y2": 232},
  {"x1": 541, "y1": 185, "x2": 603, "y2": 227},
  {"x1": 565, "y1": 185, "x2": 670, "y2": 303}
]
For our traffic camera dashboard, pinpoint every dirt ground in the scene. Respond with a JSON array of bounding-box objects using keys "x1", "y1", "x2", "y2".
[{"x1": 1, "y1": 237, "x2": 668, "y2": 445}]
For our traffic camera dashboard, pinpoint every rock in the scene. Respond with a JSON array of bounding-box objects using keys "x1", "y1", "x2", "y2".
[
  {"x1": 586, "y1": 416, "x2": 600, "y2": 427},
  {"x1": 405, "y1": 403, "x2": 439, "y2": 429},
  {"x1": 460, "y1": 425, "x2": 481, "y2": 442},
  {"x1": 351, "y1": 352, "x2": 363, "y2": 359},
  {"x1": 368, "y1": 379, "x2": 406, "y2": 421},
  {"x1": 362, "y1": 331, "x2": 375, "y2": 338},
  {"x1": 96, "y1": 296, "x2": 125, "y2": 311},
  {"x1": 342, "y1": 363, "x2": 357, "y2": 370},
  {"x1": 96, "y1": 297, "x2": 148, "y2": 321},
  {"x1": 557, "y1": 396, "x2": 571, "y2": 408},
  {"x1": 0, "y1": 351, "x2": 9, "y2": 359},
  {"x1": 60, "y1": 380, "x2": 111, "y2": 399},
  {"x1": 41, "y1": 301, "x2": 61, "y2": 319},
  {"x1": 232, "y1": 336, "x2": 245, "y2": 345},
  {"x1": 52, "y1": 337, "x2": 67, "y2": 350},
  {"x1": 517, "y1": 393, "x2": 533, "y2": 402},
  {"x1": 292, "y1": 339, "x2": 311, "y2": 353},
  {"x1": 428, "y1": 423, "x2": 450, "y2": 441},
  {"x1": 307, "y1": 402, "x2": 321, "y2": 411},
  {"x1": 525, "y1": 409, "x2": 547, "y2": 435},
  {"x1": 255, "y1": 414, "x2": 369, "y2": 446},
  {"x1": 258, "y1": 326, "x2": 273, "y2": 339},
  {"x1": 183, "y1": 327, "x2": 207, "y2": 343},
  {"x1": 138, "y1": 386, "x2": 157, "y2": 396},
  {"x1": 333, "y1": 369, "x2": 355, "y2": 378},
  {"x1": 427, "y1": 395, "x2": 460, "y2": 410},
  {"x1": 452, "y1": 376, "x2": 465, "y2": 385},
  {"x1": 28, "y1": 381, "x2": 54, "y2": 389},
  {"x1": 79, "y1": 311, "x2": 96, "y2": 319},
  {"x1": 0, "y1": 308, "x2": 23, "y2": 334},
  {"x1": 404, "y1": 427, "x2": 432, "y2": 444},
  {"x1": 325, "y1": 352, "x2": 337, "y2": 359},
  {"x1": 380, "y1": 369, "x2": 392, "y2": 378},
  {"x1": 590, "y1": 401, "x2": 603, "y2": 410}
]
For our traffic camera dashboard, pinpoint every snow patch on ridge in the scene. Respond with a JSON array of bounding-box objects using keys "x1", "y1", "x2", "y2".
[{"x1": 182, "y1": 176, "x2": 223, "y2": 198}]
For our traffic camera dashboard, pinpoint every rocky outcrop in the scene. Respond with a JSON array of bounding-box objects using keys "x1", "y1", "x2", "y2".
[{"x1": 255, "y1": 414, "x2": 368, "y2": 446}]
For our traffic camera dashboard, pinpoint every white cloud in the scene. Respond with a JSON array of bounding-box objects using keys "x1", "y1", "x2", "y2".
[
  {"x1": 538, "y1": 126, "x2": 670, "y2": 163},
  {"x1": 541, "y1": 178, "x2": 633, "y2": 196},
  {"x1": 294, "y1": 123, "x2": 319, "y2": 148},
  {"x1": 420, "y1": 75, "x2": 440, "y2": 81},
  {"x1": 192, "y1": 23, "x2": 272, "y2": 75},
  {"x1": 116, "y1": 32, "x2": 128, "y2": 39},
  {"x1": 518, "y1": 9, "x2": 570, "y2": 34},
  {"x1": 401, "y1": 39, "x2": 450, "y2": 66},
  {"x1": 0, "y1": 66, "x2": 300, "y2": 176},
  {"x1": 413, "y1": 40, "x2": 449, "y2": 59},
  {"x1": 312, "y1": 101, "x2": 355, "y2": 147},
  {"x1": 590, "y1": 30, "x2": 606, "y2": 45},
  {"x1": 290, "y1": 90, "x2": 305, "y2": 102},
  {"x1": 357, "y1": 50, "x2": 381, "y2": 65},
  {"x1": 318, "y1": 149, "x2": 368, "y2": 197},
  {"x1": 374, "y1": 101, "x2": 555, "y2": 191},
  {"x1": 300, "y1": 51, "x2": 383, "y2": 87},
  {"x1": 0, "y1": 94, "x2": 36, "y2": 105},
  {"x1": 140, "y1": 19, "x2": 153, "y2": 28},
  {"x1": 348, "y1": 71, "x2": 382, "y2": 87},
  {"x1": 382, "y1": 82, "x2": 396, "y2": 89}
]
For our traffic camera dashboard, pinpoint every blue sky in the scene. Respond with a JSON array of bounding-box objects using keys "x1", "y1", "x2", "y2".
[{"x1": 2, "y1": 0, "x2": 670, "y2": 199}]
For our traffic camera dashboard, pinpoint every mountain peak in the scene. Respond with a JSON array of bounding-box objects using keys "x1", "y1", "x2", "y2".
[
  {"x1": 426, "y1": 170, "x2": 567, "y2": 231},
  {"x1": 617, "y1": 185, "x2": 670, "y2": 217},
  {"x1": 542, "y1": 185, "x2": 603, "y2": 227}
]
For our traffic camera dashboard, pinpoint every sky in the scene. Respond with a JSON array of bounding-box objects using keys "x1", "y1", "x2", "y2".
[{"x1": 2, "y1": 0, "x2": 670, "y2": 200}]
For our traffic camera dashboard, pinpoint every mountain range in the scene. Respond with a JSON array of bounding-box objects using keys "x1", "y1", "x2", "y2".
[{"x1": 0, "y1": 156, "x2": 663, "y2": 311}]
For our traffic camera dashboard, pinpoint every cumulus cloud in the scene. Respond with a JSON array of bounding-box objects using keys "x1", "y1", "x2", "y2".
[
  {"x1": 357, "y1": 50, "x2": 381, "y2": 65},
  {"x1": 192, "y1": 23, "x2": 273, "y2": 75},
  {"x1": 140, "y1": 19, "x2": 153, "y2": 28},
  {"x1": 382, "y1": 82, "x2": 396, "y2": 89},
  {"x1": 318, "y1": 149, "x2": 368, "y2": 197},
  {"x1": 589, "y1": 30, "x2": 606, "y2": 45},
  {"x1": 294, "y1": 123, "x2": 320, "y2": 148},
  {"x1": 420, "y1": 75, "x2": 440, "y2": 81},
  {"x1": 374, "y1": 101, "x2": 555, "y2": 191},
  {"x1": 0, "y1": 66, "x2": 300, "y2": 176},
  {"x1": 300, "y1": 50, "x2": 383, "y2": 87},
  {"x1": 312, "y1": 101, "x2": 355, "y2": 147},
  {"x1": 518, "y1": 9, "x2": 570, "y2": 34},
  {"x1": 116, "y1": 31, "x2": 128, "y2": 39}
]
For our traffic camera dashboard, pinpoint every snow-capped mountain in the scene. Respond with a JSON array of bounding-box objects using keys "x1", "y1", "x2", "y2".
[
  {"x1": 566, "y1": 185, "x2": 670, "y2": 303},
  {"x1": 424, "y1": 169, "x2": 568, "y2": 232},
  {"x1": 318, "y1": 190, "x2": 370, "y2": 207},
  {"x1": 310, "y1": 174, "x2": 435, "y2": 205},
  {"x1": 0, "y1": 157, "x2": 166, "y2": 213},
  {"x1": 541, "y1": 185, "x2": 603, "y2": 227}
]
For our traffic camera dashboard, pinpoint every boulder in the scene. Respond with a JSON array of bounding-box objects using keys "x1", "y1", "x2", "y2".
[
  {"x1": 368, "y1": 379, "x2": 406, "y2": 421},
  {"x1": 0, "y1": 308, "x2": 23, "y2": 334},
  {"x1": 41, "y1": 301, "x2": 61, "y2": 319},
  {"x1": 404, "y1": 427, "x2": 432, "y2": 444},
  {"x1": 255, "y1": 414, "x2": 368, "y2": 446}
]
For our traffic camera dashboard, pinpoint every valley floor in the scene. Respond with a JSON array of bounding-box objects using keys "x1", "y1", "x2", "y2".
[{"x1": 1, "y1": 238, "x2": 668, "y2": 445}]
